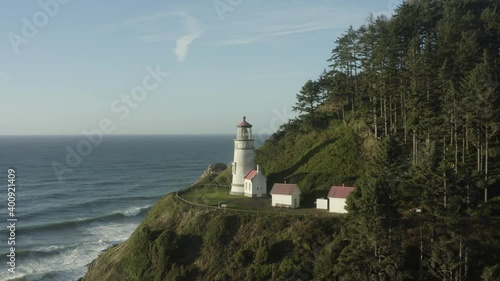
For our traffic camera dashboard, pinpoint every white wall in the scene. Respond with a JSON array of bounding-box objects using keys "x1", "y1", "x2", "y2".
[
  {"x1": 230, "y1": 140, "x2": 255, "y2": 195},
  {"x1": 316, "y1": 198, "x2": 328, "y2": 210},
  {"x1": 272, "y1": 188, "x2": 301, "y2": 208},
  {"x1": 292, "y1": 189, "x2": 301, "y2": 208},
  {"x1": 243, "y1": 173, "x2": 266, "y2": 198},
  {"x1": 243, "y1": 180, "x2": 252, "y2": 197},
  {"x1": 272, "y1": 194, "x2": 292, "y2": 206},
  {"x1": 253, "y1": 173, "x2": 266, "y2": 197},
  {"x1": 329, "y1": 198, "x2": 348, "y2": 213}
]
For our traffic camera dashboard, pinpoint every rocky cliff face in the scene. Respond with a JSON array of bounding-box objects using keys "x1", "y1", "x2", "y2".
[{"x1": 194, "y1": 163, "x2": 227, "y2": 184}]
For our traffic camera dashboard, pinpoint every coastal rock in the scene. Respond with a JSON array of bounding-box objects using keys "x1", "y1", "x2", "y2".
[{"x1": 196, "y1": 162, "x2": 227, "y2": 183}]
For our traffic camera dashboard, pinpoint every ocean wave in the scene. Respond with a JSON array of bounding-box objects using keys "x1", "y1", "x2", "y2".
[
  {"x1": 13, "y1": 205, "x2": 152, "y2": 233},
  {"x1": 1, "y1": 222, "x2": 138, "y2": 281},
  {"x1": 121, "y1": 205, "x2": 149, "y2": 217},
  {"x1": 5, "y1": 271, "x2": 63, "y2": 281},
  {"x1": 1, "y1": 244, "x2": 75, "y2": 259},
  {"x1": 21, "y1": 196, "x2": 156, "y2": 219}
]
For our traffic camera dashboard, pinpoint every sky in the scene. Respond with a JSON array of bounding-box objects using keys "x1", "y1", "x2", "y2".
[{"x1": 0, "y1": 0, "x2": 402, "y2": 135}]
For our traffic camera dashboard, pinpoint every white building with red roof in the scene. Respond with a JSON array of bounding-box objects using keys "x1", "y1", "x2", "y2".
[
  {"x1": 243, "y1": 165, "x2": 267, "y2": 198},
  {"x1": 270, "y1": 183, "x2": 301, "y2": 208},
  {"x1": 328, "y1": 185, "x2": 355, "y2": 213}
]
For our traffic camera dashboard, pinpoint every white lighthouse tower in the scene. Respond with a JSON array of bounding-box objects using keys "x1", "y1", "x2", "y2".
[{"x1": 230, "y1": 116, "x2": 256, "y2": 195}]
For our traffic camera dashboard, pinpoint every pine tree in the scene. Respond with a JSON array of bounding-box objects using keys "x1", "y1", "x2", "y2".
[
  {"x1": 460, "y1": 52, "x2": 499, "y2": 202},
  {"x1": 342, "y1": 137, "x2": 408, "y2": 280},
  {"x1": 292, "y1": 80, "x2": 322, "y2": 124}
]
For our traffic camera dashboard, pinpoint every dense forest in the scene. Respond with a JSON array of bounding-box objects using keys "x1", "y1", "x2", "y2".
[{"x1": 283, "y1": 0, "x2": 500, "y2": 280}]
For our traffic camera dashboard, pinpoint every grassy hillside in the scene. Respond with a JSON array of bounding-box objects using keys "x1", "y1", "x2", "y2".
[
  {"x1": 81, "y1": 194, "x2": 342, "y2": 281},
  {"x1": 257, "y1": 120, "x2": 374, "y2": 199},
  {"x1": 206, "y1": 119, "x2": 376, "y2": 200}
]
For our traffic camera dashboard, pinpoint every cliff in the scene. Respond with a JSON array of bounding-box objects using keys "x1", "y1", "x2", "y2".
[{"x1": 81, "y1": 194, "x2": 342, "y2": 281}]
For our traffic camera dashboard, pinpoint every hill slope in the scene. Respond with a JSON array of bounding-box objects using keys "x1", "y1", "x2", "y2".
[
  {"x1": 257, "y1": 121, "x2": 374, "y2": 199},
  {"x1": 81, "y1": 194, "x2": 342, "y2": 281}
]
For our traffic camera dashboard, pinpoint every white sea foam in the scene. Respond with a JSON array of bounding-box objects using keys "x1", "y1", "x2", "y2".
[
  {"x1": 0, "y1": 222, "x2": 138, "y2": 281},
  {"x1": 33, "y1": 244, "x2": 67, "y2": 253},
  {"x1": 120, "y1": 205, "x2": 152, "y2": 217}
]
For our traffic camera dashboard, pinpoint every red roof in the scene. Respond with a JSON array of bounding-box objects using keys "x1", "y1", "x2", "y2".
[
  {"x1": 237, "y1": 116, "x2": 252, "y2": 127},
  {"x1": 270, "y1": 183, "x2": 299, "y2": 195},
  {"x1": 328, "y1": 186, "x2": 355, "y2": 199},
  {"x1": 244, "y1": 170, "x2": 258, "y2": 180}
]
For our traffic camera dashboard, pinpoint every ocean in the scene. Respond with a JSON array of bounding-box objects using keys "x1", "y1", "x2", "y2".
[{"x1": 0, "y1": 135, "x2": 253, "y2": 281}]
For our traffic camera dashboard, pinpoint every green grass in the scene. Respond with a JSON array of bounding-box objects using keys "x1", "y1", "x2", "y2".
[
  {"x1": 256, "y1": 120, "x2": 372, "y2": 203},
  {"x1": 184, "y1": 119, "x2": 372, "y2": 208},
  {"x1": 179, "y1": 186, "x2": 343, "y2": 217},
  {"x1": 181, "y1": 186, "x2": 246, "y2": 206}
]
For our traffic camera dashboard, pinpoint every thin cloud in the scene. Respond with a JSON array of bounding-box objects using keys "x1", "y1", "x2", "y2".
[
  {"x1": 174, "y1": 12, "x2": 203, "y2": 62},
  {"x1": 96, "y1": 11, "x2": 174, "y2": 33},
  {"x1": 220, "y1": 23, "x2": 344, "y2": 46},
  {"x1": 96, "y1": 10, "x2": 203, "y2": 62},
  {"x1": 220, "y1": 37, "x2": 261, "y2": 46},
  {"x1": 215, "y1": 6, "x2": 363, "y2": 46}
]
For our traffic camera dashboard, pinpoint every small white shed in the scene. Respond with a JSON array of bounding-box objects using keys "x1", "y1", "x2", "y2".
[
  {"x1": 243, "y1": 165, "x2": 267, "y2": 198},
  {"x1": 316, "y1": 198, "x2": 329, "y2": 210},
  {"x1": 328, "y1": 185, "x2": 355, "y2": 213},
  {"x1": 270, "y1": 183, "x2": 301, "y2": 208}
]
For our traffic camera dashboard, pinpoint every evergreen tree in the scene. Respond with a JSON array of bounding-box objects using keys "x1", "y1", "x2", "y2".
[
  {"x1": 339, "y1": 138, "x2": 408, "y2": 280},
  {"x1": 291, "y1": 0, "x2": 500, "y2": 278},
  {"x1": 292, "y1": 80, "x2": 322, "y2": 124}
]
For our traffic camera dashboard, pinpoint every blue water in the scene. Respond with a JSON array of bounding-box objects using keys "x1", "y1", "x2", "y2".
[{"x1": 0, "y1": 135, "x2": 248, "y2": 281}]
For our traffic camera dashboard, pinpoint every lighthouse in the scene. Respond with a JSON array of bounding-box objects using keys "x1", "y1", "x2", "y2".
[{"x1": 230, "y1": 116, "x2": 256, "y2": 195}]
